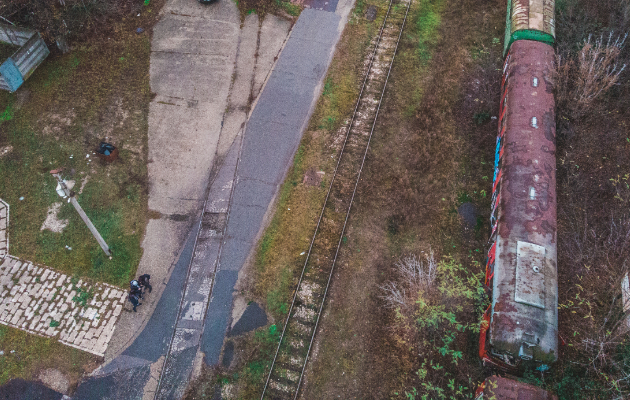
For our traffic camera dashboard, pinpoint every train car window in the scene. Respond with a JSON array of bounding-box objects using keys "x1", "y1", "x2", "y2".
[{"x1": 529, "y1": 187, "x2": 536, "y2": 200}]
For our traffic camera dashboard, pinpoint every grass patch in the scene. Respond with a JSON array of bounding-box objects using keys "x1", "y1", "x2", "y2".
[
  {"x1": 0, "y1": 32, "x2": 150, "y2": 286},
  {"x1": 265, "y1": 268, "x2": 292, "y2": 317},
  {"x1": 0, "y1": 104, "x2": 13, "y2": 124},
  {"x1": 232, "y1": 0, "x2": 303, "y2": 20},
  {"x1": 391, "y1": 0, "x2": 445, "y2": 118},
  {"x1": 415, "y1": 0, "x2": 443, "y2": 65},
  {"x1": 0, "y1": 324, "x2": 98, "y2": 386},
  {"x1": 275, "y1": 0, "x2": 301, "y2": 16}
]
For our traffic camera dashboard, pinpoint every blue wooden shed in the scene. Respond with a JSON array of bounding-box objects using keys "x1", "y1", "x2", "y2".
[{"x1": 0, "y1": 23, "x2": 50, "y2": 92}]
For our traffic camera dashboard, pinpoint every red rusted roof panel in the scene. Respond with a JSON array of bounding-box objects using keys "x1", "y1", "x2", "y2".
[
  {"x1": 480, "y1": 376, "x2": 558, "y2": 400},
  {"x1": 489, "y1": 40, "x2": 558, "y2": 365}
]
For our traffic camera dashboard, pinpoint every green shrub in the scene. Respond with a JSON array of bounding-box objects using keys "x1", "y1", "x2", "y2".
[{"x1": 381, "y1": 255, "x2": 486, "y2": 399}]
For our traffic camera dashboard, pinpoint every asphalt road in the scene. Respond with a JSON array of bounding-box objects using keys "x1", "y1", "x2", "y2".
[
  {"x1": 200, "y1": 7, "x2": 343, "y2": 366},
  {"x1": 72, "y1": 4, "x2": 348, "y2": 400},
  {"x1": 72, "y1": 222, "x2": 198, "y2": 400}
]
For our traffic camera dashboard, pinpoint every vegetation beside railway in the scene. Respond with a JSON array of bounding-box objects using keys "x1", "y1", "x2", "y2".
[
  {"x1": 522, "y1": 0, "x2": 630, "y2": 398},
  {"x1": 185, "y1": 0, "x2": 504, "y2": 397},
  {"x1": 184, "y1": 0, "x2": 390, "y2": 396}
]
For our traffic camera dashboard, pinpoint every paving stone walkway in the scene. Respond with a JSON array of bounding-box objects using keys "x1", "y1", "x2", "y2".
[
  {"x1": 0, "y1": 200, "x2": 8, "y2": 258},
  {"x1": 0, "y1": 199, "x2": 127, "y2": 357}
]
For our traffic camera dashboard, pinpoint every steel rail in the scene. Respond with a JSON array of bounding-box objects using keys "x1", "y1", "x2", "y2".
[
  {"x1": 292, "y1": 2, "x2": 411, "y2": 398},
  {"x1": 260, "y1": 0, "x2": 411, "y2": 397},
  {"x1": 153, "y1": 133, "x2": 244, "y2": 400}
]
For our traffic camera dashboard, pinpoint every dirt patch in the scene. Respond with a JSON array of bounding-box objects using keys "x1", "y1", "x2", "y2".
[
  {"x1": 38, "y1": 368, "x2": 70, "y2": 394},
  {"x1": 40, "y1": 111, "x2": 76, "y2": 137},
  {"x1": 40, "y1": 202, "x2": 69, "y2": 233},
  {"x1": 302, "y1": 167, "x2": 324, "y2": 186}
]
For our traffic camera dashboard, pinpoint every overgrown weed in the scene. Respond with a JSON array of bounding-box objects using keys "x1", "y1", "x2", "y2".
[
  {"x1": 552, "y1": 0, "x2": 630, "y2": 398},
  {"x1": 383, "y1": 255, "x2": 486, "y2": 399},
  {"x1": 555, "y1": 32, "x2": 627, "y2": 120}
]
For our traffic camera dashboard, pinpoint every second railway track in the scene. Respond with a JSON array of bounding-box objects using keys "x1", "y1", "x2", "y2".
[{"x1": 261, "y1": 0, "x2": 411, "y2": 398}]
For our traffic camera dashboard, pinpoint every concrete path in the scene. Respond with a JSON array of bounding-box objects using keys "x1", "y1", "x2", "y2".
[
  {"x1": 105, "y1": 8, "x2": 294, "y2": 365},
  {"x1": 103, "y1": 0, "x2": 242, "y2": 362},
  {"x1": 72, "y1": 0, "x2": 355, "y2": 396},
  {"x1": 152, "y1": 135, "x2": 241, "y2": 399},
  {"x1": 148, "y1": 6, "x2": 349, "y2": 387},
  {"x1": 73, "y1": 222, "x2": 198, "y2": 400},
  {"x1": 71, "y1": 2, "x2": 295, "y2": 400}
]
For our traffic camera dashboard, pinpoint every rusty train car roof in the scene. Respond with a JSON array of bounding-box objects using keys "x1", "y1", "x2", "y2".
[
  {"x1": 504, "y1": 0, "x2": 555, "y2": 55},
  {"x1": 490, "y1": 40, "x2": 558, "y2": 365},
  {"x1": 476, "y1": 376, "x2": 558, "y2": 400}
]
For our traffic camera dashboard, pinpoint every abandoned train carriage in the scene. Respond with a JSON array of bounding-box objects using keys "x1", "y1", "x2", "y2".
[{"x1": 479, "y1": 39, "x2": 558, "y2": 370}]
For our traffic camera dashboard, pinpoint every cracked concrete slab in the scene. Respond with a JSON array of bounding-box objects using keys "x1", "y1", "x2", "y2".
[
  {"x1": 104, "y1": 0, "x2": 241, "y2": 363},
  {"x1": 231, "y1": 178, "x2": 276, "y2": 208},
  {"x1": 253, "y1": 15, "x2": 293, "y2": 99},
  {"x1": 224, "y1": 203, "x2": 267, "y2": 243},
  {"x1": 215, "y1": 13, "x2": 259, "y2": 158}
]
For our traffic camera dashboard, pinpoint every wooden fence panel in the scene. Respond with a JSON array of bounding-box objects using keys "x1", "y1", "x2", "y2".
[{"x1": 0, "y1": 23, "x2": 32, "y2": 46}]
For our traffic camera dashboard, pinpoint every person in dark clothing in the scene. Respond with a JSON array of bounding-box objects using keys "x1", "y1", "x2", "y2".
[
  {"x1": 130, "y1": 279, "x2": 143, "y2": 299},
  {"x1": 138, "y1": 274, "x2": 152, "y2": 294},
  {"x1": 128, "y1": 292, "x2": 142, "y2": 312}
]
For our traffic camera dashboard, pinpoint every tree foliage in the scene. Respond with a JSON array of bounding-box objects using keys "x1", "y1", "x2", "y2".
[{"x1": 0, "y1": 0, "x2": 144, "y2": 45}]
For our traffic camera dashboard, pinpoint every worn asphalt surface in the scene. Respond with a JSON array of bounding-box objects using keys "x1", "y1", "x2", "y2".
[
  {"x1": 70, "y1": 0, "x2": 352, "y2": 398},
  {"x1": 201, "y1": 8, "x2": 344, "y2": 368}
]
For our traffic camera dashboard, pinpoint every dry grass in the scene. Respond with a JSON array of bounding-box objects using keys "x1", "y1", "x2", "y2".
[
  {"x1": 555, "y1": 212, "x2": 630, "y2": 397},
  {"x1": 379, "y1": 251, "x2": 437, "y2": 311},
  {"x1": 303, "y1": 0, "x2": 504, "y2": 397},
  {"x1": 555, "y1": 32, "x2": 627, "y2": 120}
]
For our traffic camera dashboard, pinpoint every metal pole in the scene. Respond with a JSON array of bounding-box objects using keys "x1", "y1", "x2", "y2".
[{"x1": 50, "y1": 170, "x2": 111, "y2": 257}]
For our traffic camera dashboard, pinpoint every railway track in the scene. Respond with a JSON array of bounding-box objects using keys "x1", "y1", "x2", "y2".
[{"x1": 261, "y1": 1, "x2": 411, "y2": 398}]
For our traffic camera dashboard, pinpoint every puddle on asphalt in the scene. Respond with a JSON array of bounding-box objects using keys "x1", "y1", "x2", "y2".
[
  {"x1": 222, "y1": 341, "x2": 234, "y2": 368},
  {"x1": 228, "y1": 302, "x2": 268, "y2": 337}
]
